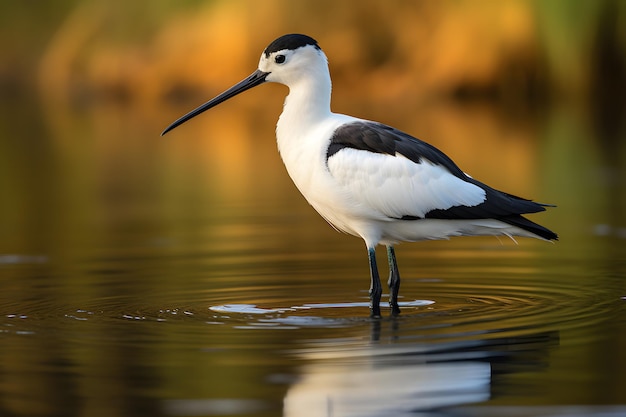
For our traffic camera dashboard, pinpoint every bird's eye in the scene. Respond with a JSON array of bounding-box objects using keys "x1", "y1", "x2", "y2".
[{"x1": 274, "y1": 54, "x2": 286, "y2": 64}]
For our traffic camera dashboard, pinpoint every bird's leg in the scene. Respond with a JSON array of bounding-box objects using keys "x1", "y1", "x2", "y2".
[
  {"x1": 386, "y1": 246, "x2": 401, "y2": 316},
  {"x1": 367, "y1": 247, "x2": 382, "y2": 318}
]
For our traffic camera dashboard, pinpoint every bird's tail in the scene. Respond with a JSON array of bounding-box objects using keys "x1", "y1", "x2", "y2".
[{"x1": 502, "y1": 215, "x2": 558, "y2": 241}]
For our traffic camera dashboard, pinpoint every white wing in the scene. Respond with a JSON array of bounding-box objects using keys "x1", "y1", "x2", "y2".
[{"x1": 327, "y1": 148, "x2": 486, "y2": 220}]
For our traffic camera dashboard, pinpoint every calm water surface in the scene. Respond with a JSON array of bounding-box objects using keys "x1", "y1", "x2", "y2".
[{"x1": 1, "y1": 96, "x2": 625, "y2": 417}]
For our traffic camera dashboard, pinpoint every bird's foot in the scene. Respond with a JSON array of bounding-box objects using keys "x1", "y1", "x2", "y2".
[
  {"x1": 369, "y1": 303, "x2": 382, "y2": 319},
  {"x1": 389, "y1": 302, "x2": 401, "y2": 317}
]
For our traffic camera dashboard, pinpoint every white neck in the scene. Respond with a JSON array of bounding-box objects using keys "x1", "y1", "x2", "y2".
[{"x1": 276, "y1": 65, "x2": 333, "y2": 142}]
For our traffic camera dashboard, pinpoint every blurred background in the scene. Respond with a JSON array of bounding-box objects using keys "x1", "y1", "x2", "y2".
[
  {"x1": 0, "y1": 0, "x2": 625, "y2": 256},
  {"x1": 1, "y1": 0, "x2": 625, "y2": 253},
  {"x1": 1, "y1": 1, "x2": 626, "y2": 416}
]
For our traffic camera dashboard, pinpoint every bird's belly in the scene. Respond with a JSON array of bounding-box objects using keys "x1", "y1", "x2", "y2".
[
  {"x1": 294, "y1": 176, "x2": 375, "y2": 237},
  {"x1": 281, "y1": 155, "x2": 382, "y2": 239}
]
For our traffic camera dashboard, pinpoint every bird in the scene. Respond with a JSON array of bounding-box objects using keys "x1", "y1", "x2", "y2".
[{"x1": 162, "y1": 33, "x2": 557, "y2": 318}]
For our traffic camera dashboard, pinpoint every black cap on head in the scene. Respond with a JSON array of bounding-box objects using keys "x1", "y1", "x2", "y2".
[{"x1": 264, "y1": 34, "x2": 320, "y2": 57}]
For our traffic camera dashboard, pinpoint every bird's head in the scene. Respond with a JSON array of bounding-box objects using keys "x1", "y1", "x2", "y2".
[{"x1": 258, "y1": 34, "x2": 327, "y2": 86}]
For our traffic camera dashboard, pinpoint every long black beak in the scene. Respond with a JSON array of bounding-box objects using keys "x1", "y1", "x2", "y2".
[{"x1": 161, "y1": 69, "x2": 269, "y2": 136}]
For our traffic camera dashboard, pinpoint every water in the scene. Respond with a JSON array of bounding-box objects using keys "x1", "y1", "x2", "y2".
[{"x1": 1, "y1": 95, "x2": 625, "y2": 416}]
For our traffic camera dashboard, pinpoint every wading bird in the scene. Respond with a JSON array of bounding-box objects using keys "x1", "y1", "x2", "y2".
[{"x1": 162, "y1": 34, "x2": 557, "y2": 317}]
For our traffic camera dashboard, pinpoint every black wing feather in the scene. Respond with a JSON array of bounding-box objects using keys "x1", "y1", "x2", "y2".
[{"x1": 327, "y1": 122, "x2": 465, "y2": 177}]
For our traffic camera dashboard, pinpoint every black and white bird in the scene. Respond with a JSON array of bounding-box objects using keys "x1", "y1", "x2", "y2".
[{"x1": 162, "y1": 34, "x2": 557, "y2": 317}]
